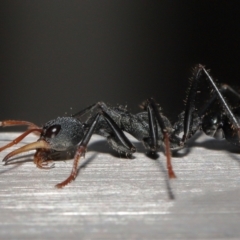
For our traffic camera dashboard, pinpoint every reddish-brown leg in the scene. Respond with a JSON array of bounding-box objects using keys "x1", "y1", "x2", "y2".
[
  {"x1": 0, "y1": 128, "x2": 42, "y2": 152},
  {"x1": 55, "y1": 111, "x2": 134, "y2": 188},
  {"x1": 55, "y1": 146, "x2": 86, "y2": 188},
  {"x1": 55, "y1": 113, "x2": 102, "y2": 188},
  {"x1": 164, "y1": 132, "x2": 176, "y2": 178},
  {"x1": 147, "y1": 98, "x2": 176, "y2": 179}
]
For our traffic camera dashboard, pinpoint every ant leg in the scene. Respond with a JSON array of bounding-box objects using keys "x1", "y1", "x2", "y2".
[
  {"x1": 181, "y1": 65, "x2": 203, "y2": 143},
  {"x1": 201, "y1": 66, "x2": 240, "y2": 129},
  {"x1": 103, "y1": 110, "x2": 136, "y2": 157},
  {"x1": 101, "y1": 111, "x2": 136, "y2": 153},
  {"x1": 147, "y1": 98, "x2": 176, "y2": 178},
  {"x1": 143, "y1": 102, "x2": 158, "y2": 152},
  {"x1": 55, "y1": 113, "x2": 101, "y2": 188},
  {"x1": 71, "y1": 103, "x2": 97, "y2": 118},
  {"x1": 107, "y1": 136, "x2": 135, "y2": 157},
  {"x1": 93, "y1": 102, "x2": 136, "y2": 154},
  {"x1": 56, "y1": 110, "x2": 136, "y2": 188},
  {"x1": 200, "y1": 66, "x2": 240, "y2": 140},
  {"x1": 181, "y1": 64, "x2": 240, "y2": 143}
]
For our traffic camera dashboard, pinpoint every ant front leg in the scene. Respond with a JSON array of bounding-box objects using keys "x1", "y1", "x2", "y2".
[
  {"x1": 56, "y1": 110, "x2": 136, "y2": 188},
  {"x1": 54, "y1": 114, "x2": 101, "y2": 188},
  {"x1": 180, "y1": 65, "x2": 203, "y2": 144}
]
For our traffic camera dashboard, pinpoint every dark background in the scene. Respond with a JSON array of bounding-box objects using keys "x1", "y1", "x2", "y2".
[{"x1": 0, "y1": 1, "x2": 240, "y2": 129}]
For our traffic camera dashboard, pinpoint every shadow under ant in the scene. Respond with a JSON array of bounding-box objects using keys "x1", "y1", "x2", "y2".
[
  {"x1": 1, "y1": 139, "x2": 175, "y2": 198},
  {"x1": 87, "y1": 139, "x2": 175, "y2": 199},
  {"x1": 171, "y1": 131, "x2": 240, "y2": 158}
]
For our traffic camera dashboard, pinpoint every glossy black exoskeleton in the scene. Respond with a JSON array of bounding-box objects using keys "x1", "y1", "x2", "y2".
[{"x1": 0, "y1": 64, "x2": 239, "y2": 188}]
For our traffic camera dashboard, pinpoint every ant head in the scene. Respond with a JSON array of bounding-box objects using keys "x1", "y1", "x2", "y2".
[
  {"x1": 202, "y1": 113, "x2": 225, "y2": 139},
  {"x1": 40, "y1": 117, "x2": 85, "y2": 151},
  {"x1": 2, "y1": 117, "x2": 86, "y2": 164}
]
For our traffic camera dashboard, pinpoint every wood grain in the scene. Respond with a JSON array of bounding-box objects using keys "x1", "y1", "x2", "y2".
[{"x1": 0, "y1": 132, "x2": 240, "y2": 239}]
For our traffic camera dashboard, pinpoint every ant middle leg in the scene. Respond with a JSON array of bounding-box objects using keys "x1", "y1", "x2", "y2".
[
  {"x1": 143, "y1": 98, "x2": 176, "y2": 178},
  {"x1": 107, "y1": 136, "x2": 135, "y2": 158}
]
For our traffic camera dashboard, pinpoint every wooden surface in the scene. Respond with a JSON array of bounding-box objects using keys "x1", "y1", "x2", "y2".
[{"x1": 0, "y1": 132, "x2": 240, "y2": 240}]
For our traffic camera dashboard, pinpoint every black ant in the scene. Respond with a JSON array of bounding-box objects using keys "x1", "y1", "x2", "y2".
[{"x1": 0, "y1": 64, "x2": 239, "y2": 188}]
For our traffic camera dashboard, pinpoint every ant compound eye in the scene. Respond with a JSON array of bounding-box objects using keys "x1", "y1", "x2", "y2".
[
  {"x1": 41, "y1": 117, "x2": 84, "y2": 151},
  {"x1": 44, "y1": 125, "x2": 61, "y2": 138}
]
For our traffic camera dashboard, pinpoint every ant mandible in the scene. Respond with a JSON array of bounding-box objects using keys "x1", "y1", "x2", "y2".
[{"x1": 0, "y1": 64, "x2": 239, "y2": 188}]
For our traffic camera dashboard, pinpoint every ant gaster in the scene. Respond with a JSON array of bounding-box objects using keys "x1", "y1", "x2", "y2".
[{"x1": 0, "y1": 64, "x2": 240, "y2": 188}]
